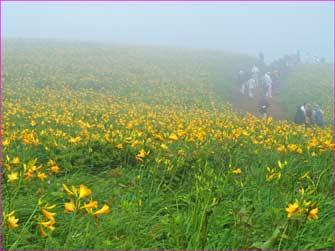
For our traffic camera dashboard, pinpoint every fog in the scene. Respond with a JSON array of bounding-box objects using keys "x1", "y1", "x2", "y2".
[{"x1": 2, "y1": 2, "x2": 334, "y2": 63}]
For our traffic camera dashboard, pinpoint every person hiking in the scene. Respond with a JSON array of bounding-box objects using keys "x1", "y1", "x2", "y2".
[
  {"x1": 238, "y1": 70, "x2": 246, "y2": 84},
  {"x1": 238, "y1": 69, "x2": 248, "y2": 94},
  {"x1": 294, "y1": 103, "x2": 306, "y2": 125},
  {"x1": 251, "y1": 65, "x2": 260, "y2": 87},
  {"x1": 258, "y1": 51, "x2": 265, "y2": 71},
  {"x1": 272, "y1": 67, "x2": 280, "y2": 85},
  {"x1": 314, "y1": 103, "x2": 324, "y2": 127},
  {"x1": 258, "y1": 97, "x2": 270, "y2": 119},
  {"x1": 246, "y1": 78, "x2": 256, "y2": 98},
  {"x1": 263, "y1": 72, "x2": 273, "y2": 98},
  {"x1": 304, "y1": 103, "x2": 313, "y2": 127}
]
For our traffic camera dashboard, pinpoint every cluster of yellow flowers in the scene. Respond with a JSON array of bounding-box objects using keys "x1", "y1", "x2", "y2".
[
  {"x1": 266, "y1": 160, "x2": 287, "y2": 182},
  {"x1": 285, "y1": 200, "x2": 318, "y2": 220},
  {"x1": 3, "y1": 211, "x2": 19, "y2": 230},
  {"x1": 62, "y1": 184, "x2": 110, "y2": 225},
  {"x1": 38, "y1": 201, "x2": 57, "y2": 237},
  {"x1": 4, "y1": 157, "x2": 60, "y2": 183},
  {"x1": 3, "y1": 183, "x2": 110, "y2": 237}
]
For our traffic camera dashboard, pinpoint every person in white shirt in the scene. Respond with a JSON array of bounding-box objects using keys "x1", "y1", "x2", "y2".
[
  {"x1": 251, "y1": 65, "x2": 260, "y2": 87},
  {"x1": 246, "y1": 78, "x2": 256, "y2": 98},
  {"x1": 263, "y1": 72, "x2": 273, "y2": 98},
  {"x1": 238, "y1": 70, "x2": 247, "y2": 95}
]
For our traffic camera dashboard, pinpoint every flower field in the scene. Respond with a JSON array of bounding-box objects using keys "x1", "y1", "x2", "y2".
[{"x1": 2, "y1": 39, "x2": 334, "y2": 250}]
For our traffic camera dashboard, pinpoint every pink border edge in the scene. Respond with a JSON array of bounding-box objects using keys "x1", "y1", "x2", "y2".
[{"x1": 0, "y1": 0, "x2": 334, "y2": 2}]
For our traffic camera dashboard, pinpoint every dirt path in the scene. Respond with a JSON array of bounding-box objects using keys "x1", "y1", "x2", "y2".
[{"x1": 230, "y1": 82, "x2": 288, "y2": 121}]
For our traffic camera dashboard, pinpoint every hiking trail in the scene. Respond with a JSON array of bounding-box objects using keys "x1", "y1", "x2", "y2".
[{"x1": 230, "y1": 80, "x2": 289, "y2": 121}]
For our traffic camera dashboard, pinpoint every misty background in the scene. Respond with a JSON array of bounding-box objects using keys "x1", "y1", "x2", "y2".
[{"x1": 2, "y1": 2, "x2": 334, "y2": 63}]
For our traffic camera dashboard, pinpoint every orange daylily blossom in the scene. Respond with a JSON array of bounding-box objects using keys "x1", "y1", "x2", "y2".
[{"x1": 78, "y1": 184, "x2": 92, "y2": 199}]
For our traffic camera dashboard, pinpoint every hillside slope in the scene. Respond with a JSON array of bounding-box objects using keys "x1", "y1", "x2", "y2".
[{"x1": 279, "y1": 64, "x2": 334, "y2": 124}]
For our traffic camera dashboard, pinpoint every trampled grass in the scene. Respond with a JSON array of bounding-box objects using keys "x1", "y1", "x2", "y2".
[{"x1": 2, "y1": 39, "x2": 334, "y2": 250}]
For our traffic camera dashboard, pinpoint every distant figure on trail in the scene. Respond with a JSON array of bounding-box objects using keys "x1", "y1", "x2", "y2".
[
  {"x1": 246, "y1": 78, "x2": 256, "y2": 98},
  {"x1": 251, "y1": 65, "x2": 260, "y2": 87},
  {"x1": 238, "y1": 69, "x2": 248, "y2": 90},
  {"x1": 271, "y1": 66, "x2": 280, "y2": 86},
  {"x1": 258, "y1": 51, "x2": 265, "y2": 71},
  {"x1": 294, "y1": 104, "x2": 306, "y2": 125},
  {"x1": 258, "y1": 97, "x2": 270, "y2": 119},
  {"x1": 262, "y1": 72, "x2": 273, "y2": 98},
  {"x1": 241, "y1": 78, "x2": 256, "y2": 98},
  {"x1": 314, "y1": 103, "x2": 324, "y2": 127},
  {"x1": 271, "y1": 69, "x2": 280, "y2": 94},
  {"x1": 304, "y1": 103, "x2": 313, "y2": 127}
]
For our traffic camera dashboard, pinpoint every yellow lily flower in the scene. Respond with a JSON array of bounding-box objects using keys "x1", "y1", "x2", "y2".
[
  {"x1": 5, "y1": 211, "x2": 19, "y2": 229},
  {"x1": 303, "y1": 200, "x2": 311, "y2": 206},
  {"x1": 299, "y1": 188, "x2": 305, "y2": 195},
  {"x1": 80, "y1": 200, "x2": 98, "y2": 210},
  {"x1": 39, "y1": 219, "x2": 56, "y2": 230},
  {"x1": 160, "y1": 143, "x2": 168, "y2": 150},
  {"x1": 12, "y1": 157, "x2": 20, "y2": 165},
  {"x1": 307, "y1": 208, "x2": 318, "y2": 220},
  {"x1": 276, "y1": 144, "x2": 286, "y2": 153},
  {"x1": 39, "y1": 225, "x2": 48, "y2": 237},
  {"x1": 285, "y1": 200, "x2": 299, "y2": 218},
  {"x1": 41, "y1": 209, "x2": 56, "y2": 221},
  {"x1": 79, "y1": 184, "x2": 92, "y2": 199},
  {"x1": 8, "y1": 172, "x2": 19, "y2": 182},
  {"x1": 31, "y1": 120, "x2": 37, "y2": 126},
  {"x1": 44, "y1": 204, "x2": 57, "y2": 210},
  {"x1": 3, "y1": 139, "x2": 10, "y2": 147},
  {"x1": 287, "y1": 144, "x2": 298, "y2": 152},
  {"x1": 136, "y1": 149, "x2": 146, "y2": 158},
  {"x1": 4, "y1": 163, "x2": 11, "y2": 171},
  {"x1": 232, "y1": 168, "x2": 241, "y2": 174},
  {"x1": 169, "y1": 133, "x2": 178, "y2": 141},
  {"x1": 299, "y1": 172, "x2": 310, "y2": 180},
  {"x1": 37, "y1": 172, "x2": 47, "y2": 181},
  {"x1": 48, "y1": 159, "x2": 56, "y2": 166},
  {"x1": 93, "y1": 204, "x2": 110, "y2": 215},
  {"x1": 64, "y1": 200, "x2": 76, "y2": 212},
  {"x1": 24, "y1": 170, "x2": 34, "y2": 180},
  {"x1": 178, "y1": 149, "x2": 185, "y2": 156},
  {"x1": 49, "y1": 165, "x2": 60, "y2": 173},
  {"x1": 296, "y1": 148, "x2": 303, "y2": 154},
  {"x1": 68, "y1": 136, "x2": 81, "y2": 143},
  {"x1": 62, "y1": 184, "x2": 74, "y2": 197}
]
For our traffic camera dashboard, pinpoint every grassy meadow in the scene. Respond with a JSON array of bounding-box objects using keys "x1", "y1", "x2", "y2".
[{"x1": 2, "y1": 39, "x2": 334, "y2": 250}]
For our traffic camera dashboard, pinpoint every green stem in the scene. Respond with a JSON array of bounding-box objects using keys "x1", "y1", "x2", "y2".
[
  {"x1": 64, "y1": 213, "x2": 77, "y2": 249},
  {"x1": 64, "y1": 197, "x2": 80, "y2": 249},
  {"x1": 82, "y1": 219, "x2": 91, "y2": 248},
  {"x1": 11, "y1": 173, "x2": 24, "y2": 206},
  {"x1": 277, "y1": 223, "x2": 288, "y2": 251}
]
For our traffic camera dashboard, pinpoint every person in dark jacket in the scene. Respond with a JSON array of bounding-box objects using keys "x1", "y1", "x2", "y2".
[
  {"x1": 304, "y1": 103, "x2": 313, "y2": 127},
  {"x1": 294, "y1": 104, "x2": 306, "y2": 125},
  {"x1": 259, "y1": 97, "x2": 270, "y2": 119},
  {"x1": 314, "y1": 103, "x2": 324, "y2": 127}
]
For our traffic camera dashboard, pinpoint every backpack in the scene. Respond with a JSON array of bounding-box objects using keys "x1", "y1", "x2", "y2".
[
  {"x1": 294, "y1": 106, "x2": 305, "y2": 124},
  {"x1": 315, "y1": 110, "x2": 324, "y2": 127}
]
